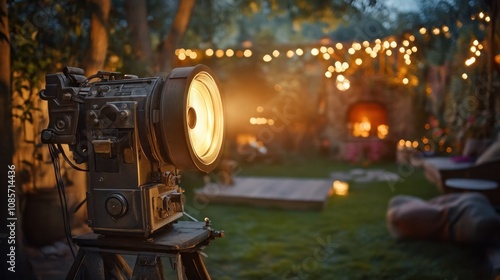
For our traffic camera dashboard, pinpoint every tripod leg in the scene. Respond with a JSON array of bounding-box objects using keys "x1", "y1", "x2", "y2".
[
  {"x1": 181, "y1": 251, "x2": 211, "y2": 280},
  {"x1": 175, "y1": 253, "x2": 186, "y2": 279},
  {"x1": 101, "y1": 253, "x2": 132, "y2": 280},
  {"x1": 132, "y1": 254, "x2": 163, "y2": 280},
  {"x1": 78, "y1": 251, "x2": 106, "y2": 280},
  {"x1": 66, "y1": 249, "x2": 86, "y2": 280}
]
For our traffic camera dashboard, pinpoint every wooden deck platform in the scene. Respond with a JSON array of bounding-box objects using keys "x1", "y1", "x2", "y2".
[{"x1": 194, "y1": 177, "x2": 333, "y2": 210}]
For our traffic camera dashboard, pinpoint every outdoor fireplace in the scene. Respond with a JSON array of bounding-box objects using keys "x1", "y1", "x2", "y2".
[
  {"x1": 347, "y1": 102, "x2": 389, "y2": 139},
  {"x1": 343, "y1": 101, "x2": 390, "y2": 162}
]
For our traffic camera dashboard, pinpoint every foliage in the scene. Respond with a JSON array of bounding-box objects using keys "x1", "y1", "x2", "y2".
[{"x1": 8, "y1": 0, "x2": 87, "y2": 124}]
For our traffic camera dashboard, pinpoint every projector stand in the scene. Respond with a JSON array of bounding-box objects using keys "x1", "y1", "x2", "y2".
[{"x1": 66, "y1": 220, "x2": 223, "y2": 280}]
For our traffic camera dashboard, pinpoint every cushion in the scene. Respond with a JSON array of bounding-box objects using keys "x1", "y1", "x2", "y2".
[
  {"x1": 387, "y1": 196, "x2": 446, "y2": 240},
  {"x1": 387, "y1": 193, "x2": 500, "y2": 244},
  {"x1": 476, "y1": 140, "x2": 500, "y2": 165}
]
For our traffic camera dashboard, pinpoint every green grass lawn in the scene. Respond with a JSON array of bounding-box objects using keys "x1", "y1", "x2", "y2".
[{"x1": 179, "y1": 157, "x2": 491, "y2": 279}]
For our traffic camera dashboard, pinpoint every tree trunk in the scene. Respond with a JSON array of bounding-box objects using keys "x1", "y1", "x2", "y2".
[
  {"x1": 83, "y1": 0, "x2": 111, "y2": 76},
  {"x1": 125, "y1": 0, "x2": 152, "y2": 74},
  {"x1": 0, "y1": 0, "x2": 14, "y2": 277},
  {"x1": 159, "y1": 0, "x2": 196, "y2": 73},
  {"x1": 1, "y1": 2, "x2": 36, "y2": 279},
  {"x1": 0, "y1": 4, "x2": 12, "y2": 154}
]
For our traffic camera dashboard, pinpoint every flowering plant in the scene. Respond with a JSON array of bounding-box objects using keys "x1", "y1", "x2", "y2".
[{"x1": 461, "y1": 110, "x2": 489, "y2": 139}]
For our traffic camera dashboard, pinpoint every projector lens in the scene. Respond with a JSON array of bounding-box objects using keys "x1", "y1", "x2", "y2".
[
  {"x1": 155, "y1": 65, "x2": 224, "y2": 172},
  {"x1": 186, "y1": 72, "x2": 224, "y2": 165}
]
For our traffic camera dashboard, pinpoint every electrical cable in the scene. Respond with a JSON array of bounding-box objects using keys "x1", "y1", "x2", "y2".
[
  {"x1": 57, "y1": 144, "x2": 89, "y2": 172},
  {"x1": 48, "y1": 144, "x2": 77, "y2": 258}
]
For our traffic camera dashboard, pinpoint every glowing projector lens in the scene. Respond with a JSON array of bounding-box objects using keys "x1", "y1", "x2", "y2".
[
  {"x1": 156, "y1": 65, "x2": 224, "y2": 173},
  {"x1": 187, "y1": 72, "x2": 224, "y2": 165}
]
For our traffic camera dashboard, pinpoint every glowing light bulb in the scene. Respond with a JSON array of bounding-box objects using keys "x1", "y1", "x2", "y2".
[{"x1": 243, "y1": 49, "x2": 252, "y2": 57}]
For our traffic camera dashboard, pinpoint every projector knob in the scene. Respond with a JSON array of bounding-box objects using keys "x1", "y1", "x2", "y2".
[
  {"x1": 105, "y1": 194, "x2": 128, "y2": 218},
  {"x1": 41, "y1": 130, "x2": 55, "y2": 143}
]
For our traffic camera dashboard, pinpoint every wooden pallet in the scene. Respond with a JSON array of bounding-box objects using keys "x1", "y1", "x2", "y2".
[{"x1": 194, "y1": 177, "x2": 333, "y2": 210}]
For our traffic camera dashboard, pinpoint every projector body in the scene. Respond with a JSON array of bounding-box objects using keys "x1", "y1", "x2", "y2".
[
  {"x1": 84, "y1": 77, "x2": 183, "y2": 236},
  {"x1": 40, "y1": 65, "x2": 224, "y2": 237}
]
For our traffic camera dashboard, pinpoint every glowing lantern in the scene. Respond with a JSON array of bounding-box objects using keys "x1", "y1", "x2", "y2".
[{"x1": 331, "y1": 180, "x2": 349, "y2": 196}]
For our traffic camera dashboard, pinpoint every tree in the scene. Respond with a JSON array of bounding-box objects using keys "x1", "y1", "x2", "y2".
[
  {"x1": 159, "y1": 0, "x2": 196, "y2": 72},
  {"x1": 83, "y1": 0, "x2": 111, "y2": 76},
  {"x1": 125, "y1": 0, "x2": 152, "y2": 72},
  {"x1": 0, "y1": 0, "x2": 14, "y2": 278},
  {"x1": 0, "y1": 2, "x2": 12, "y2": 165}
]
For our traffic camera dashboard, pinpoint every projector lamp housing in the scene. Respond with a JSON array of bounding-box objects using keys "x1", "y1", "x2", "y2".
[{"x1": 40, "y1": 65, "x2": 224, "y2": 237}]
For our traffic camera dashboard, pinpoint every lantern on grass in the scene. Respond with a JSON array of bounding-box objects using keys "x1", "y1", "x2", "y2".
[{"x1": 331, "y1": 180, "x2": 349, "y2": 196}]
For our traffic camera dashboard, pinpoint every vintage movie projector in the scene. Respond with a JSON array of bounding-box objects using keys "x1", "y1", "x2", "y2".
[
  {"x1": 41, "y1": 65, "x2": 225, "y2": 279},
  {"x1": 40, "y1": 64, "x2": 225, "y2": 237}
]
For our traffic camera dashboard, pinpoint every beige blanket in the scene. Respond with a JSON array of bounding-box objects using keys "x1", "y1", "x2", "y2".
[{"x1": 387, "y1": 193, "x2": 500, "y2": 244}]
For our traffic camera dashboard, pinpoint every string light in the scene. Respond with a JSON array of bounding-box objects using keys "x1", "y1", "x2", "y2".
[
  {"x1": 215, "y1": 49, "x2": 224, "y2": 58},
  {"x1": 243, "y1": 49, "x2": 252, "y2": 57},
  {"x1": 174, "y1": 10, "x2": 489, "y2": 90},
  {"x1": 465, "y1": 57, "x2": 476, "y2": 66}
]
